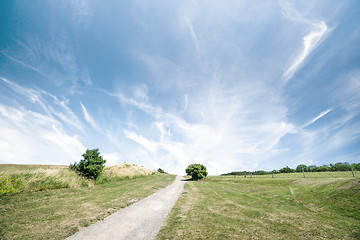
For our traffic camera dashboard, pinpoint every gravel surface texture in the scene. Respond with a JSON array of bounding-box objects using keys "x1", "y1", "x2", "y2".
[{"x1": 65, "y1": 176, "x2": 186, "y2": 240}]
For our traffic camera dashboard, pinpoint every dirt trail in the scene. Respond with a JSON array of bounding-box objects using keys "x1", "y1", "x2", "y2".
[{"x1": 65, "y1": 176, "x2": 186, "y2": 240}]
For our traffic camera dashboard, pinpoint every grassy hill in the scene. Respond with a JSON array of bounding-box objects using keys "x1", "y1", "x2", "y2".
[
  {"x1": 0, "y1": 163, "x2": 156, "y2": 195},
  {"x1": 0, "y1": 164, "x2": 175, "y2": 240},
  {"x1": 158, "y1": 172, "x2": 360, "y2": 240}
]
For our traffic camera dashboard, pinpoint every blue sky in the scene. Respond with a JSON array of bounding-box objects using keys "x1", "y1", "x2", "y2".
[{"x1": 0, "y1": 0, "x2": 359, "y2": 175}]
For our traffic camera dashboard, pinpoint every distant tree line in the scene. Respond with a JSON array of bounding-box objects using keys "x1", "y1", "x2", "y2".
[{"x1": 221, "y1": 162, "x2": 360, "y2": 176}]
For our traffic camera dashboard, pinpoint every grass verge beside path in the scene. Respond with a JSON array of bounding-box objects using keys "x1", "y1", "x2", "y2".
[
  {"x1": 0, "y1": 173, "x2": 175, "y2": 240},
  {"x1": 157, "y1": 172, "x2": 360, "y2": 239}
]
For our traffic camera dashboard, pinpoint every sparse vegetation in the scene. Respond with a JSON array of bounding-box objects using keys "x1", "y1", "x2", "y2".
[
  {"x1": 0, "y1": 164, "x2": 175, "y2": 240},
  {"x1": 186, "y1": 164, "x2": 208, "y2": 180},
  {"x1": 0, "y1": 163, "x2": 157, "y2": 196},
  {"x1": 0, "y1": 165, "x2": 88, "y2": 196},
  {"x1": 158, "y1": 172, "x2": 360, "y2": 240}
]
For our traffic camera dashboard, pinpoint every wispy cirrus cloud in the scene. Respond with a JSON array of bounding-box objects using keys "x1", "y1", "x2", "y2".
[
  {"x1": 80, "y1": 101, "x2": 98, "y2": 129},
  {"x1": 1, "y1": 36, "x2": 91, "y2": 90},
  {"x1": 0, "y1": 76, "x2": 84, "y2": 131},
  {"x1": 0, "y1": 77, "x2": 87, "y2": 164},
  {"x1": 280, "y1": 0, "x2": 331, "y2": 84},
  {"x1": 283, "y1": 22, "x2": 329, "y2": 83},
  {"x1": 0, "y1": 104, "x2": 86, "y2": 165},
  {"x1": 302, "y1": 108, "x2": 333, "y2": 128},
  {"x1": 1, "y1": 50, "x2": 44, "y2": 76},
  {"x1": 109, "y1": 84, "x2": 295, "y2": 174},
  {"x1": 187, "y1": 18, "x2": 201, "y2": 53},
  {"x1": 124, "y1": 130, "x2": 158, "y2": 153},
  {"x1": 1, "y1": 0, "x2": 358, "y2": 174}
]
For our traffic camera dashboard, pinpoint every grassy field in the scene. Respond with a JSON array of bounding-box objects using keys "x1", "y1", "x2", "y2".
[
  {"x1": 0, "y1": 164, "x2": 175, "y2": 240},
  {"x1": 157, "y1": 172, "x2": 360, "y2": 240}
]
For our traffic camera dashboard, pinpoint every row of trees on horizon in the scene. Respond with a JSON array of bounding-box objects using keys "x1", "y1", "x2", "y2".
[{"x1": 221, "y1": 162, "x2": 360, "y2": 176}]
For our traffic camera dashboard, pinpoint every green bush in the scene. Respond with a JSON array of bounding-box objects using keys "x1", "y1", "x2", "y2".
[
  {"x1": 157, "y1": 168, "x2": 165, "y2": 173},
  {"x1": 70, "y1": 149, "x2": 106, "y2": 180},
  {"x1": 186, "y1": 163, "x2": 208, "y2": 180}
]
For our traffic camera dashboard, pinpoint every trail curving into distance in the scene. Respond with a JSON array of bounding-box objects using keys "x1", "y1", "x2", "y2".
[{"x1": 66, "y1": 176, "x2": 186, "y2": 240}]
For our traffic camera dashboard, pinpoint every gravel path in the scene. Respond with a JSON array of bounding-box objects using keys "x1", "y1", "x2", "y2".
[{"x1": 66, "y1": 176, "x2": 186, "y2": 240}]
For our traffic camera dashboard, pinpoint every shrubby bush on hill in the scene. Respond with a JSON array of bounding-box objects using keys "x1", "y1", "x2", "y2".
[
  {"x1": 186, "y1": 164, "x2": 208, "y2": 180},
  {"x1": 157, "y1": 168, "x2": 165, "y2": 173},
  {"x1": 70, "y1": 148, "x2": 106, "y2": 180}
]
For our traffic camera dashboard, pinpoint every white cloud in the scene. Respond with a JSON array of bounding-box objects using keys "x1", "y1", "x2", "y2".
[
  {"x1": 1, "y1": 50, "x2": 44, "y2": 76},
  {"x1": 80, "y1": 101, "x2": 98, "y2": 129},
  {"x1": 187, "y1": 18, "x2": 200, "y2": 53},
  {"x1": 133, "y1": 84, "x2": 149, "y2": 100},
  {"x1": 100, "y1": 1, "x2": 343, "y2": 174},
  {"x1": 2, "y1": 0, "x2": 357, "y2": 175},
  {"x1": 2, "y1": 35, "x2": 90, "y2": 89},
  {"x1": 302, "y1": 108, "x2": 333, "y2": 128},
  {"x1": 102, "y1": 152, "x2": 122, "y2": 166},
  {"x1": 283, "y1": 22, "x2": 329, "y2": 83},
  {"x1": 0, "y1": 76, "x2": 84, "y2": 132},
  {"x1": 112, "y1": 85, "x2": 293, "y2": 174},
  {"x1": 155, "y1": 122, "x2": 172, "y2": 142},
  {"x1": 280, "y1": 0, "x2": 331, "y2": 84},
  {"x1": 124, "y1": 130, "x2": 158, "y2": 153},
  {"x1": 0, "y1": 78, "x2": 88, "y2": 165},
  {"x1": 0, "y1": 104, "x2": 86, "y2": 165}
]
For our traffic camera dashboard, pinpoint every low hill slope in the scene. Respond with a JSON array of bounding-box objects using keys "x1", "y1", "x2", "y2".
[
  {"x1": 103, "y1": 163, "x2": 154, "y2": 178},
  {"x1": 0, "y1": 163, "x2": 155, "y2": 195}
]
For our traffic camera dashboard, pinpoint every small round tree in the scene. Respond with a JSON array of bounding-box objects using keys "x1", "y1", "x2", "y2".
[
  {"x1": 186, "y1": 163, "x2": 208, "y2": 180},
  {"x1": 157, "y1": 168, "x2": 165, "y2": 173},
  {"x1": 70, "y1": 148, "x2": 106, "y2": 179}
]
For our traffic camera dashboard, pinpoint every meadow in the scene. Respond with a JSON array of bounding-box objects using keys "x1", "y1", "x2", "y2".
[
  {"x1": 0, "y1": 164, "x2": 175, "y2": 240},
  {"x1": 157, "y1": 172, "x2": 360, "y2": 239}
]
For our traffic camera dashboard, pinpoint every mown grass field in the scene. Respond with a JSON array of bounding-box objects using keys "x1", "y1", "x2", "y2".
[
  {"x1": 157, "y1": 172, "x2": 360, "y2": 240},
  {"x1": 0, "y1": 164, "x2": 175, "y2": 240}
]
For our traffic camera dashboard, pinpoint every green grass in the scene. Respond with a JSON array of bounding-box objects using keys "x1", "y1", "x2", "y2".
[
  {"x1": 0, "y1": 163, "x2": 158, "y2": 196},
  {"x1": 157, "y1": 172, "x2": 360, "y2": 240},
  {"x1": 0, "y1": 164, "x2": 175, "y2": 240},
  {"x1": 0, "y1": 166, "x2": 86, "y2": 195},
  {"x1": 0, "y1": 164, "x2": 68, "y2": 171}
]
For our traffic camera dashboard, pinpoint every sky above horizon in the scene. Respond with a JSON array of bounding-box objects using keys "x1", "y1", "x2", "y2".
[{"x1": 1, "y1": 0, "x2": 359, "y2": 175}]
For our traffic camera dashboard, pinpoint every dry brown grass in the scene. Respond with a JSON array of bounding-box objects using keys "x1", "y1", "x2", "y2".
[{"x1": 103, "y1": 163, "x2": 154, "y2": 178}]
